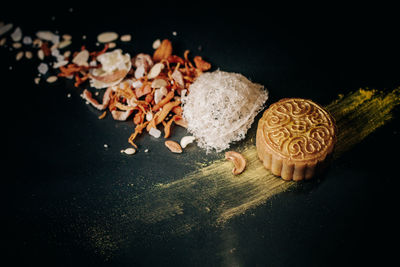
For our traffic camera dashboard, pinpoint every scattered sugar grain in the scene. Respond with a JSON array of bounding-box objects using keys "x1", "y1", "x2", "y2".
[
  {"x1": 172, "y1": 31, "x2": 177, "y2": 36},
  {"x1": 149, "y1": 127, "x2": 161, "y2": 138},
  {"x1": 38, "y1": 63, "x2": 49, "y2": 74},
  {"x1": 22, "y1": 36, "x2": 32, "y2": 45}
]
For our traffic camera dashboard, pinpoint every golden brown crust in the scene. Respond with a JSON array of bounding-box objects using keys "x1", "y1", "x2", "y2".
[{"x1": 256, "y1": 98, "x2": 337, "y2": 181}]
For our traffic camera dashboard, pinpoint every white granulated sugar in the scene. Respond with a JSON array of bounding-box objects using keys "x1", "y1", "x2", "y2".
[{"x1": 182, "y1": 70, "x2": 268, "y2": 152}]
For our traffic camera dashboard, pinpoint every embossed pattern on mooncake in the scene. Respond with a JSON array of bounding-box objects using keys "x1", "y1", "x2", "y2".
[
  {"x1": 262, "y1": 98, "x2": 336, "y2": 161},
  {"x1": 256, "y1": 98, "x2": 337, "y2": 180}
]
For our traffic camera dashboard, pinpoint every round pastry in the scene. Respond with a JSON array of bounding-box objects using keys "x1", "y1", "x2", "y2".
[{"x1": 256, "y1": 98, "x2": 337, "y2": 181}]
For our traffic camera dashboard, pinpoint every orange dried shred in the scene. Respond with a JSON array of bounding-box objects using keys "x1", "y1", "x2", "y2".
[{"x1": 55, "y1": 38, "x2": 211, "y2": 149}]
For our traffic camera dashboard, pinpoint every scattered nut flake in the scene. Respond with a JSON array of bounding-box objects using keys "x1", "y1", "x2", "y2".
[
  {"x1": 147, "y1": 62, "x2": 164, "y2": 79},
  {"x1": 36, "y1": 31, "x2": 59, "y2": 44},
  {"x1": 134, "y1": 65, "x2": 145, "y2": 79},
  {"x1": 145, "y1": 112, "x2": 153, "y2": 121},
  {"x1": 62, "y1": 34, "x2": 72, "y2": 41},
  {"x1": 63, "y1": 50, "x2": 71, "y2": 58},
  {"x1": 32, "y1": 38, "x2": 42, "y2": 48},
  {"x1": 121, "y1": 147, "x2": 136, "y2": 155},
  {"x1": 58, "y1": 39, "x2": 71, "y2": 49},
  {"x1": 2, "y1": 27, "x2": 212, "y2": 152},
  {"x1": 97, "y1": 32, "x2": 118, "y2": 43},
  {"x1": 53, "y1": 59, "x2": 68, "y2": 68},
  {"x1": 120, "y1": 34, "x2": 131, "y2": 42},
  {"x1": 46, "y1": 75, "x2": 58, "y2": 83},
  {"x1": 37, "y1": 49, "x2": 44, "y2": 60},
  {"x1": 72, "y1": 49, "x2": 89, "y2": 67},
  {"x1": 154, "y1": 86, "x2": 167, "y2": 104},
  {"x1": 152, "y1": 39, "x2": 161, "y2": 49},
  {"x1": 151, "y1": 78, "x2": 168, "y2": 89},
  {"x1": 15, "y1": 51, "x2": 24, "y2": 61},
  {"x1": 12, "y1": 42, "x2": 22, "y2": 49},
  {"x1": 25, "y1": 51, "x2": 33, "y2": 59},
  {"x1": 0, "y1": 23, "x2": 13, "y2": 36},
  {"x1": 11, "y1": 27, "x2": 22, "y2": 42},
  {"x1": 165, "y1": 140, "x2": 183, "y2": 153},
  {"x1": 180, "y1": 136, "x2": 196, "y2": 148}
]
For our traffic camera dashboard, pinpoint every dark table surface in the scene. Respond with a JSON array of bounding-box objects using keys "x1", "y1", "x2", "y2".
[{"x1": 4, "y1": 5, "x2": 400, "y2": 266}]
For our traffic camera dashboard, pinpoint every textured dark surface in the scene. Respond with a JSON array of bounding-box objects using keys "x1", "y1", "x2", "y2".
[{"x1": 4, "y1": 5, "x2": 400, "y2": 266}]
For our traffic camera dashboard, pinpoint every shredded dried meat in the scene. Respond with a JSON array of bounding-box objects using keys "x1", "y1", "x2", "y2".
[{"x1": 54, "y1": 38, "x2": 211, "y2": 149}]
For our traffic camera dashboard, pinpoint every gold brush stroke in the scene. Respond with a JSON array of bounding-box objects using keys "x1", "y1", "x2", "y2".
[
  {"x1": 85, "y1": 87, "x2": 400, "y2": 257},
  {"x1": 150, "y1": 87, "x2": 400, "y2": 224}
]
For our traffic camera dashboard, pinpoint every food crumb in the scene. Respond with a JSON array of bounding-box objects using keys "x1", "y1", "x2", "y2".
[
  {"x1": 104, "y1": 144, "x2": 109, "y2": 148},
  {"x1": 152, "y1": 39, "x2": 161, "y2": 49},
  {"x1": 38, "y1": 62, "x2": 48, "y2": 74},
  {"x1": 121, "y1": 147, "x2": 136, "y2": 155},
  {"x1": 144, "y1": 149, "x2": 149, "y2": 153}
]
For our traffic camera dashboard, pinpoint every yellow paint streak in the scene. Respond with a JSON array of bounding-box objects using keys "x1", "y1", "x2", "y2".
[
  {"x1": 84, "y1": 87, "x2": 400, "y2": 257},
  {"x1": 158, "y1": 87, "x2": 400, "y2": 224}
]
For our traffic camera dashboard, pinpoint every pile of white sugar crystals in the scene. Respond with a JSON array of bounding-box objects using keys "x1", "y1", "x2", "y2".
[{"x1": 182, "y1": 70, "x2": 269, "y2": 152}]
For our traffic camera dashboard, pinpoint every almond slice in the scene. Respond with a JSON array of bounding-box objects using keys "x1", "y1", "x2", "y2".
[
  {"x1": 225, "y1": 151, "x2": 246, "y2": 175},
  {"x1": 97, "y1": 32, "x2": 118, "y2": 43},
  {"x1": 165, "y1": 140, "x2": 182, "y2": 153}
]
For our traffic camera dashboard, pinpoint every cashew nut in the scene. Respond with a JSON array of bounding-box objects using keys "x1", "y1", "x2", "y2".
[
  {"x1": 180, "y1": 136, "x2": 196, "y2": 148},
  {"x1": 225, "y1": 151, "x2": 246, "y2": 175}
]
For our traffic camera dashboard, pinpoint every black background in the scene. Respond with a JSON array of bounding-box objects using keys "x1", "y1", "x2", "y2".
[{"x1": 4, "y1": 4, "x2": 400, "y2": 266}]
